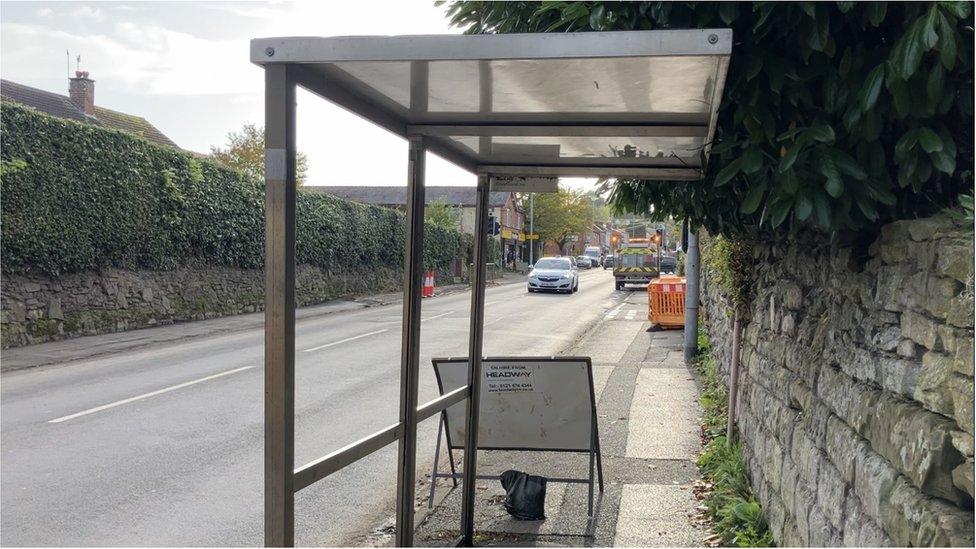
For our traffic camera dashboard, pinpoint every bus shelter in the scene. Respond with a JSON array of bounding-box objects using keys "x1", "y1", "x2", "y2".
[{"x1": 250, "y1": 29, "x2": 731, "y2": 547}]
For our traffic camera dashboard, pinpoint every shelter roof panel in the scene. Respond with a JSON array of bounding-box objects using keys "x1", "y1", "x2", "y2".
[{"x1": 252, "y1": 30, "x2": 731, "y2": 179}]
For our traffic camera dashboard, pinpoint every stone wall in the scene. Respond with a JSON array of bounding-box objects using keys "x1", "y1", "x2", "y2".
[
  {"x1": 700, "y1": 214, "x2": 974, "y2": 546},
  {"x1": 0, "y1": 263, "x2": 427, "y2": 348}
]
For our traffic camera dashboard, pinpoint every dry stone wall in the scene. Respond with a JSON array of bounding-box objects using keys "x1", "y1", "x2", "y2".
[
  {"x1": 1, "y1": 264, "x2": 413, "y2": 348},
  {"x1": 701, "y1": 214, "x2": 974, "y2": 546}
]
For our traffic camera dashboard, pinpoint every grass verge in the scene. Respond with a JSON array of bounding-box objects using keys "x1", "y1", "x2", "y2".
[{"x1": 695, "y1": 330, "x2": 775, "y2": 547}]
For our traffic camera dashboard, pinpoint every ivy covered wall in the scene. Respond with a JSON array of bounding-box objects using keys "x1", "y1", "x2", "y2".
[
  {"x1": 0, "y1": 103, "x2": 465, "y2": 346},
  {"x1": 0, "y1": 103, "x2": 461, "y2": 275}
]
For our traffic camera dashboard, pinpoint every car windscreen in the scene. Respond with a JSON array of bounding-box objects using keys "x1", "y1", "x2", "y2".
[{"x1": 534, "y1": 259, "x2": 571, "y2": 270}]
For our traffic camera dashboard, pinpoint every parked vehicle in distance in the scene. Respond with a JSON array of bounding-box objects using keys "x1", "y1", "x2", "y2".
[
  {"x1": 527, "y1": 257, "x2": 579, "y2": 294},
  {"x1": 575, "y1": 256, "x2": 592, "y2": 269},
  {"x1": 659, "y1": 254, "x2": 677, "y2": 274},
  {"x1": 583, "y1": 246, "x2": 602, "y2": 267},
  {"x1": 603, "y1": 254, "x2": 615, "y2": 269}
]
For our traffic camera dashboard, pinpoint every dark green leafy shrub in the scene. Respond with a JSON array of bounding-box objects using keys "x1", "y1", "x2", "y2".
[
  {"x1": 1, "y1": 103, "x2": 462, "y2": 275},
  {"x1": 442, "y1": 1, "x2": 974, "y2": 236}
]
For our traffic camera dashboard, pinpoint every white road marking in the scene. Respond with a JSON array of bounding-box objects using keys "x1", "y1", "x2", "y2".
[
  {"x1": 303, "y1": 329, "x2": 389, "y2": 352},
  {"x1": 606, "y1": 302, "x2": 626, "y2": 318},
  {"x1": 625, "y1": 310, "x2": 637, "y2": 320},
  {"x1": 421, "y1": 311, "x2": 452, "y2": 322},
  {"x1": 48, "y1": 365, "x2": 255, "y2": 424}
]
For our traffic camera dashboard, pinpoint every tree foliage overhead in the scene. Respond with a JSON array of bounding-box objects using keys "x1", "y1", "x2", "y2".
[
  {"x1": 441, "y1": 2, "x2": 974, "y2": 236},
  {"x1": 210, "y1": 122, "x2": 309, "y2": 186},
  {"x1": 531, "y1": 188, "x2": 595, "y2": 253}
]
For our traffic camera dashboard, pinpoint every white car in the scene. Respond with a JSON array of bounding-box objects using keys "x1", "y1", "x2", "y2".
[{"x1": 527, "y1": 257, "x2": 579, "y2": 294}]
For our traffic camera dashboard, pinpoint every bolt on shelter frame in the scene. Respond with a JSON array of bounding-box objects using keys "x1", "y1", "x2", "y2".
[{"x1": 252, "y1": 29, "x2": 731, "y2": 547}]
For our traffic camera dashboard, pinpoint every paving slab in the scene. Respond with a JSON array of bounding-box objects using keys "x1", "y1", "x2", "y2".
[
  {"x1": 613, "y1": 484, "x2": 704, "y2": 547},
  {"x1": 625, "y1": 369, "x2": 702, "y2": 460}
]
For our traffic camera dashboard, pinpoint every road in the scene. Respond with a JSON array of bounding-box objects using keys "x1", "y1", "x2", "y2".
[{"x1": 1, "y1": 267, "x2": 628, "y2": 546}]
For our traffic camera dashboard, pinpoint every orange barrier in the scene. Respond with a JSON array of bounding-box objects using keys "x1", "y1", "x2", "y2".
[{"x1": 647, "y1": 275, "x2": 686, "y2": 328}]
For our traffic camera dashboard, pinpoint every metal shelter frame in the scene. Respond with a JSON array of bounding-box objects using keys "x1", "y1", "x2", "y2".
[{"x1": 253, "y1": 29, "x2": 731, "y2": 547}]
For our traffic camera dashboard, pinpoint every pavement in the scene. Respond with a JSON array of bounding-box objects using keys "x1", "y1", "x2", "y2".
[
  {"x1": 1, "y1": 267, "x2": 647, "y2": 547},
  {"x1": 412, "y1": 287, "x2": 709, "y2": 547}
]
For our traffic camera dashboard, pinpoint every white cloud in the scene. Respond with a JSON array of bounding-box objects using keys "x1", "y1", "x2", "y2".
[
  {"x1": 0, "y1": 1, "x2": 516, "y2": 187},
  {"x1": 70, "y1": 5, "x2": 105, "y2": 22},
  {"x1": 1, "y1": 21, "x2": 256, "y2": 96}
]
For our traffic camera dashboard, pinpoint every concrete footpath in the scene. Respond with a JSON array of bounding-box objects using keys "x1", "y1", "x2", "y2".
[
  {"x1": 0, "y1": 271, "x2": 526, "y2": 372},
  {"x1": 412, "y1": 290, "x2": 710, "y2": 547}
]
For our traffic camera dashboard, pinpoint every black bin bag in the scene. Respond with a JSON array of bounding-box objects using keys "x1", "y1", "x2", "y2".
[{"x1": 499, "y1": 470, "x2": 547, "y2": 520}]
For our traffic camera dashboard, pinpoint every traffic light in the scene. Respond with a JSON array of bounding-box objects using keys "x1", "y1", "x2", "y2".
[
  {"x1": 652, "y1": 228, "x2": 663, "y2": 245},
  {"x1": 486, "y1": 216, "x2": 500, "y2": 236}
]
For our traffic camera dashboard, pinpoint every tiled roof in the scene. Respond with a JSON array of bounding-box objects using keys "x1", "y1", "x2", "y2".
[
  {"x1": 306, "y1": 185, "x2": 511, "y2": 207},
  {"x1": 0, "y1": 79, "x2": 177, "y2": 148},
  {"x1": 91, "y1": 106, "x2": 177, "y2": 148},
  {"x1": 0, "y1": 79, "x2": 89, "y2": 123}
]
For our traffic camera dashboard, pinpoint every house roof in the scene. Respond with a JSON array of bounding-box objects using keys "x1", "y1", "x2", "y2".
[
  {"x1": 0, "y1": 79, "x2": 178, "y2": 148},
  {"x1": 306, "y1": 185, "x2": 511, "y2": 208}
]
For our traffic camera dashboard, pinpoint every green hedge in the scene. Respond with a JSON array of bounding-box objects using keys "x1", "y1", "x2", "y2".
[{"x1": 1, "y1": 103, "x2": 463, "y2": 276}]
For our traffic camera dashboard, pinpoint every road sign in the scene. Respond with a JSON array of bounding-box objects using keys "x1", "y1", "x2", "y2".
[
  {"x1": 525, "y1": 234, "x2": 539, "y2": 240},
  {"x1": 429, "y1": 356, "x2": 604, "y2": 518}
]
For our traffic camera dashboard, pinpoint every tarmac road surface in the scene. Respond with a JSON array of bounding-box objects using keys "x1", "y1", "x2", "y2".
[{"x1": 1, "y1": 267, "x2": 631, "y2": 546}]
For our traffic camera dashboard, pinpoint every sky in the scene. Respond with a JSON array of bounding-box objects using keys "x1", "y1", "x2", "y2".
[{"x1": 0, "y1": 1, "x2": 598, "y2": 191}]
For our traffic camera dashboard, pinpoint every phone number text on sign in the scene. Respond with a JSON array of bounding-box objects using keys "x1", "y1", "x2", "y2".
[{"x1": 485, "y1": 363, "x2": 536, "y2": 393}]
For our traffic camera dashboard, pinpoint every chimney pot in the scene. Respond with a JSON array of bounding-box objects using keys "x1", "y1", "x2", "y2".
[{"x1": 69, "y1": 71, "x2": 95, "y2": 115}]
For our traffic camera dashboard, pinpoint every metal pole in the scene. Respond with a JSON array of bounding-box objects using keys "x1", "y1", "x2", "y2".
[
  {"x1": 529, "y1": 193, "x2": 534, "y2": 265},
  {"x1": 726, "y1": 308, "x2": 742, "y2": 442},
  {"x1": 460, "y1": 174, "x2": 490, "y2": 546},
  {"x1": 264, "y1": 63, "x2": 296, "y2": 548},
  {"x1": 657, "y1": 224, "x2": 662, "y2": 275},
  {"x1": 683, "y1": 225, "x2": 700, "y2": 362},
  {"x1": 395, "y1": 135, "x2": 427, "y2": 547}
]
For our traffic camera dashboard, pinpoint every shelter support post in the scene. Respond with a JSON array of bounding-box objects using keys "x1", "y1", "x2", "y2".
[
  {"x1": 395, "y1": 136, "x2": 428, "y2": 547},
  {"x1": 264, "y1": 64, "x2": 297, "y2": 548},
  {"x1": 683, "y1": 226, "x2": 700, "y2": 363},
  {"x1": 460, "y1": 174, "x2": 491, "y2": 546}
]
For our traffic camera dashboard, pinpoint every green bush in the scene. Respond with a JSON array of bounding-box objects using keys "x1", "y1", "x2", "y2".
[
  {"x1": 702, "y1": 234, "x2": 756, "y2": 309},
  {"x1": 0, "y1": 103, "x2": 462, "y2": 275},
  {"x1": 443, "y1": 2, "x2": 974, "y2": 235}
]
